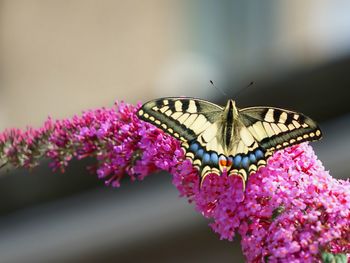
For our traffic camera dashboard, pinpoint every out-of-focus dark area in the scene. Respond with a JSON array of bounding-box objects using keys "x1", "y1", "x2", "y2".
[{"x1": 0, "y1": 1, "x2": 349, "y2": 262}]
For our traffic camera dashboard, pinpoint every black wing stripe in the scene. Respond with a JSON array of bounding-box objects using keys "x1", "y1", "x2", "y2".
[
  {"x1": 181, "y1": 100, "x2": 189, "y2": 112},
  {"x1": 273, "y1": 109, "x2": 280, "y2": 122},
  {"x1": 155, "y1": 99, "x2": 163, "y2": 108},
  {"x1": 260, "y1": 127, "x2": 321, "y2": 149},
  {"x1": 168, "y1": 100, "x2": 175, "y2": 111},
  {"x1": 195, "y1": 100, "x2": 202, "y2": 112},
  {"x1": 139, "y1": 109, "x2": 196, "y2": 140},
  {"x1": 285, "y1": 112, "x2": 294, "y2": 125}
]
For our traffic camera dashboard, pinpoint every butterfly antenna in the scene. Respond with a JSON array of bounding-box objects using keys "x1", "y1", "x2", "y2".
[
  {"x1": 210, "y1": 80, "x2": 228, "y2": 98},
  {"x1": 235, "y1": 81, "x2": 255, "y2": 99}
]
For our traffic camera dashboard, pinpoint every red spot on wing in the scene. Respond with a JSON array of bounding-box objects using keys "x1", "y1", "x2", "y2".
[
  {"x1": 219, "y1": 159, "x2": 227, "y2": 166},
  {"x1": 219, "y1": 156, "x2": 233, "y2": 167}
]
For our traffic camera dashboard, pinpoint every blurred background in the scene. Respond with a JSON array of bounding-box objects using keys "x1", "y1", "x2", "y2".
[{"x1": 0, "y1": 1, "x2": 349, "y2": 262}]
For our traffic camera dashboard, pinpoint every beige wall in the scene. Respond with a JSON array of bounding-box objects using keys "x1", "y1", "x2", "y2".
[
  {"x1": 0, "y1": 0, "x2": 183, "y2": 129},
  {"x1": 2, "y1": 1, "x2": 349, "y2": 131}
]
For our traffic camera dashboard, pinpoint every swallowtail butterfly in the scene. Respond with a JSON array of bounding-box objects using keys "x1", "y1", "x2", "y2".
[{"x1": 137, "y1": 98, "x2": 322, "y2": 189}]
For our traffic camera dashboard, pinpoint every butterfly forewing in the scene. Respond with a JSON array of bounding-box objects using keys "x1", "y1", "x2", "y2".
[
  {"x1": 239, "y1": 107, "x2": 322, "y2": 152},
  {"x1": 138, "y1": 98, "x2": 223, "y2": 141}
]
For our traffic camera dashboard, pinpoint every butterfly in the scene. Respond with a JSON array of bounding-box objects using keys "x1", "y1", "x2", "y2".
[{"x1": 137, "y1": 97, "x2": 322, "y2": 190}]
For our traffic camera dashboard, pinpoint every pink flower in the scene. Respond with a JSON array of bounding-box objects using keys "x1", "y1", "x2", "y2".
[{"x1": 0, "y1": 101, "x2": 349, "y2": 262}]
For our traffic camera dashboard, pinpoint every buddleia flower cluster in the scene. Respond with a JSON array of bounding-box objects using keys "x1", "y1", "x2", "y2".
[{"x1": 0, "y1": 101, "x2": 349, "y2": 263}]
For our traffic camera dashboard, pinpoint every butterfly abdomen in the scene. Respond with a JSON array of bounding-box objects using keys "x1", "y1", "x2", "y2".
[{"x1": 222, "y1": 100, "x2": 240, "y2": 151}]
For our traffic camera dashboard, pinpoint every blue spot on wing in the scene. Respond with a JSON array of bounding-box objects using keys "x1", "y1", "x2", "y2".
[
  {"x1": 210, "y1": 152, "x2": 219, "y2": 165},
  {"x1": 255, "y1": 149, "x2": 264, "y2": 160},
  {"x1": 242, "y1": 156, "x2": 250, "y2": 169},
  {"x1": 234, "y1": 155, "x2": 242, "y2": 168},
  {"x1": 195, "y1": 149, "x2": 204, "y2": 158},
  {"x1": 249, "y1": 153, "x2": 256, "y2": 163},
  {"x1": 202, "y1": 153, "x2": 210, "y2": 164},
  {"x1": 190, "y1": 142, "x2": 199, "y2": 152}
]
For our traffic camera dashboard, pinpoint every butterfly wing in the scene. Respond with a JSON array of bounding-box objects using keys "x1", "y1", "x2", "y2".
[
  {"x1": 239, "y1": 106, "x2": 322, "y2": 152},
  {"x1": 223, "y1": 107, "x2": 322, "y2": 187},
  {"x1": 137, "y1": 97, "x2": 225, "y2": 179},
  {"x1": 138, "y1": 97, "x2": 223, "y2": 141}
]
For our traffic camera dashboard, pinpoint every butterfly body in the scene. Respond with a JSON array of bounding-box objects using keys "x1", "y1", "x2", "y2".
[{"x1": 137, "y1": 97, "x2": 322, "y2": 189}]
